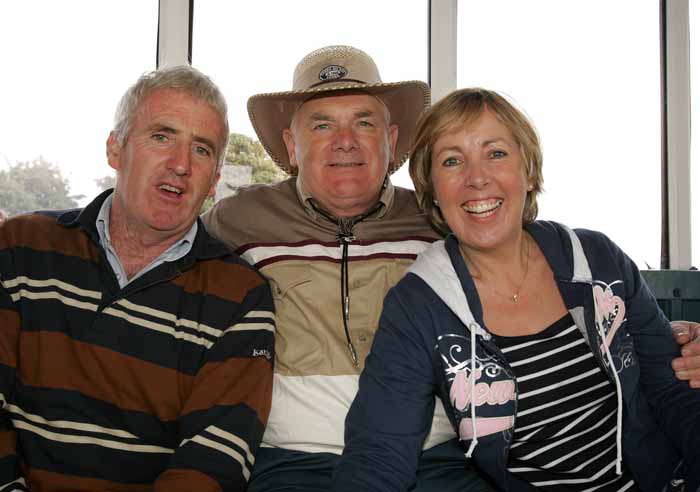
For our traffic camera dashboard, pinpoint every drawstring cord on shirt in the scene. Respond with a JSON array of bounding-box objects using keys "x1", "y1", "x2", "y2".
[
  {"x1": 308, "y1": 199, "x2": 383, "y2": 366},
  {"x1": 339, "y1": 227, "x2": 358, "y2": 365},
  {"x1": 465, "y1": 322, "x2": 480, "y2": 458}
]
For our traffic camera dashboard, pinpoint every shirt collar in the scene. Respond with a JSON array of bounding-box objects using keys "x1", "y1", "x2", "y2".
[
  {"x1": 95, "y1": 192, "x2": 115, "y2": 245},
  {"x1": 96, "y1": 192, "x2": 198, "y2": 265},
  {"x1": 295, "y1": 175, "x2": 395, "y2": 220}
]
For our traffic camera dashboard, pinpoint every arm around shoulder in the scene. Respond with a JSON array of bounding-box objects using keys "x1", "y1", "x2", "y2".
[{"x1": 604, "y1": 236, "x2": 700, "y2": 488}]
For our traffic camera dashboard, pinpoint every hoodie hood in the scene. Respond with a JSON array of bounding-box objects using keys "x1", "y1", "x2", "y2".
[
  {"x1": 407, "y1": 223, "x2": 594, "y2": 332},
  {"x1": 407, "y1": 239, "x2": 491, "y2": 339}
]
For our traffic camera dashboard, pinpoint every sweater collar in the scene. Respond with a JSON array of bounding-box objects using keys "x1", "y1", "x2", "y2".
[{"x1": 57, "y1": 189, "x2": 229, "y2": 262}]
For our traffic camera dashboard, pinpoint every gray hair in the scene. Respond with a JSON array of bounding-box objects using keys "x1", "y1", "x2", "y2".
[{"x1": 113, "y1": 65, "x2": 230, "y2": 168}]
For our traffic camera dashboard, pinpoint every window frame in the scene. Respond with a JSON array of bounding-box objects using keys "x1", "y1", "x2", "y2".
[{"x1": 157, "y1": 0, "x2": 692, "y2": 269}]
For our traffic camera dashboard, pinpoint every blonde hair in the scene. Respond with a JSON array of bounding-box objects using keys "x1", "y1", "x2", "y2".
[{"x1": 409, "y1": 88, "x2": 543, "y2": 236}]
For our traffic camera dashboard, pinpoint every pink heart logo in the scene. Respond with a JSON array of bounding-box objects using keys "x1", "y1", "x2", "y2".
[{"x1": 593, "y1": 284, "x2": 626, "y2": 349}]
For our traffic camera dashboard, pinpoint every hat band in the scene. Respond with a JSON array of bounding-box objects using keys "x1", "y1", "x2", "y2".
[{"x1": 307, "y1": 78, "x2": 368, "y2": 89}]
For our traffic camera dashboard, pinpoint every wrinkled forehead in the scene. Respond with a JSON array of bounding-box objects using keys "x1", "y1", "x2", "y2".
[
  {"x1": 291, "y1": 89, "x2": 391, "y2": 124},
  {"x1": 141, "y1": 87, "x2": 228, "y2": 135}
]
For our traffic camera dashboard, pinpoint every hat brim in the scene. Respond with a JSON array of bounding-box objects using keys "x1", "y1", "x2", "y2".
[{"x1": 247, "y1": 80, "x2": 430, "y2": 175}]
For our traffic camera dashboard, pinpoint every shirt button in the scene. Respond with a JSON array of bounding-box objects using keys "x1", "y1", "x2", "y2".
[{"x1": 358, "y1": 334, "x2": 368, "y2": 343}]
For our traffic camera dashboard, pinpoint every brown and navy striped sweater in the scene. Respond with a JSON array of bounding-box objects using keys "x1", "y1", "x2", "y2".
[{"x1": 0, "y1": 192, "x2": 275, "y2": 491}]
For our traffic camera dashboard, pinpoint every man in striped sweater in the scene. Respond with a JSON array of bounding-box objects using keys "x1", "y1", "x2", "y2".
[{"x1": 0, "y1": 66, "x2": 275, "y2": 491}]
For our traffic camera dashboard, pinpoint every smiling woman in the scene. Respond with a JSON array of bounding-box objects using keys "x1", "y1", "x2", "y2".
[
  {"x1": 429, "y1": 108, "x2": 531, "y2": 256},
  {"x1": 334, "y1": 87, "x2": 700, "y2": 492}
]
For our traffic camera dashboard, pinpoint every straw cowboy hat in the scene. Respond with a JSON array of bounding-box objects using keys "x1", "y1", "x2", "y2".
[{"x1": 247, "y1": 45, "x2": 431, "y2": 175}]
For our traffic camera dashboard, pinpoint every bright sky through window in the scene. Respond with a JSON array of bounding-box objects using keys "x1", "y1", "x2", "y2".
[{"x1": 0, "y1": 0, "x2": 697, "y2": 268}]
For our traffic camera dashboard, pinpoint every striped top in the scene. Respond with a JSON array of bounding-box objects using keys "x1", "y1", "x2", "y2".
[
  {"x1": 0, "y1": 192, "x2": 275, "y2": 491},
  {"x1": 492, "y1": 314, "x2": 639, "y2": 491}
]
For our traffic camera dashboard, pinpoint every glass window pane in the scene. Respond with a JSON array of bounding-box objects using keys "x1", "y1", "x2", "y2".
[
  {"x1": 691, "y1": 0, "x2": 699, "y2": 268},
  {"x1": 457, "y1": 0, "x2": 661, "y2": 268},
  {"x1": 0, "y1": 1, "x2": 157, "y2": 216},
  {"x1": 192, "y1": 0, "x2": 428, "y2": 190}
]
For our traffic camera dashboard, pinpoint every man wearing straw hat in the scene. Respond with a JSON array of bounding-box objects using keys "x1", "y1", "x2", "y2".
[{"x1": 203, "y1": 45, "x2": 491, "y2": 491}]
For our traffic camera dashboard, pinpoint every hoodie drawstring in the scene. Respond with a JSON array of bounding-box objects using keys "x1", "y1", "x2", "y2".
[{"x1": 465, "y1": 322, "x2": 480, "y2": 458}]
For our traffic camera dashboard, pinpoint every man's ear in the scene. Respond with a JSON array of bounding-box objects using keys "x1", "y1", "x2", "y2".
[
  {"x1": 388, "y1": 124, "x2": 399, "y2": 164},
  {"x1": 282, "y1": 129, "x2": 298, "y2": 170},
  {"x1": 106, "y1": 132, "x2": 122, "y2": 171}
]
